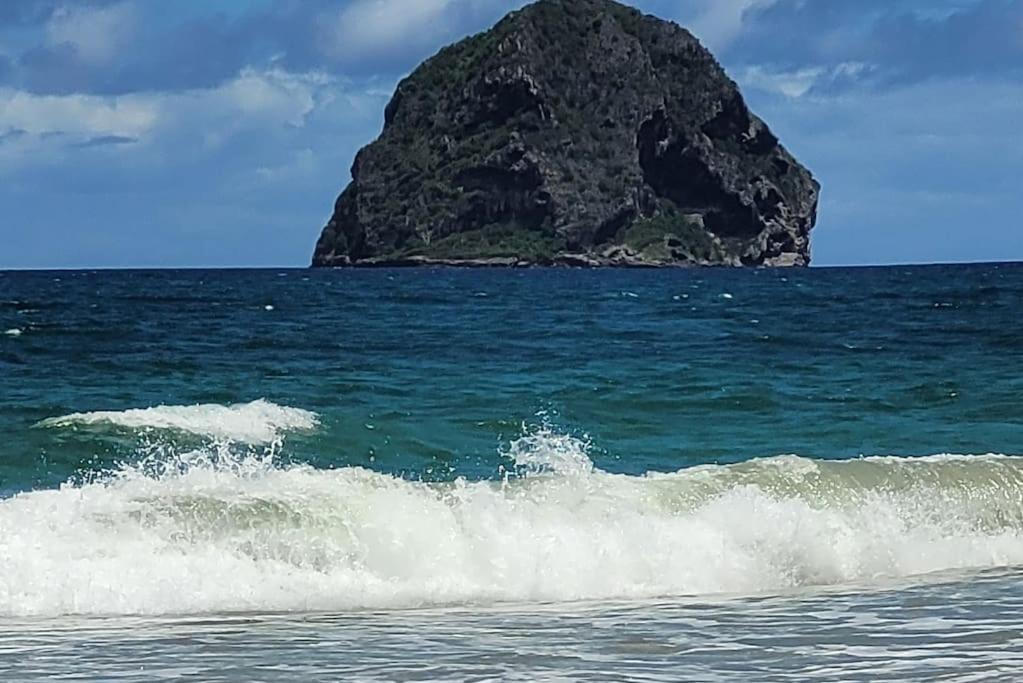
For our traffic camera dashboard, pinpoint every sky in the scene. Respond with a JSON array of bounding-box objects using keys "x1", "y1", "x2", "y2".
[{"x1": 0, "y1": 0, "x2": 1020, "y2": 269}]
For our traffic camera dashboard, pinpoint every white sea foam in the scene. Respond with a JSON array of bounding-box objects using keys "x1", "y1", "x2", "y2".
[
  {"x1": 3, "y1": 328, "x2": 22, "y2": 337},
  {"x1": 38, "y1": 400, "x2": 318, "y2": 444},
  {"x1": 2, "y1": 429, "x2": 1023, "y2": 617}
]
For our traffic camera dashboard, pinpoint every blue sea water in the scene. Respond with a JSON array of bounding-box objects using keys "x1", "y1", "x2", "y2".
[{"x1": 1, "y1": 264, "x2": 1023, "y2": 681}]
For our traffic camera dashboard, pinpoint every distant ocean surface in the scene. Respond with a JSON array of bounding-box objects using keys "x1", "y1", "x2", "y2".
[{"x1": 2, "y1": 264, "x2": 1022, "y2": 681}]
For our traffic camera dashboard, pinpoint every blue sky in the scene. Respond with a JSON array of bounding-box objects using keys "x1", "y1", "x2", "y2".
[{"x1": 0, "y1": 0, "x2": 1020, "y2": 268}]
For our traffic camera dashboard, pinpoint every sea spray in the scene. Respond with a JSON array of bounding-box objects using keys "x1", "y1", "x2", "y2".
[
  {"x1": 504, "y1": 422, "x2": 595, "y2": 478},
  {"x1": 3, "y1": 422, "x2": 1023, "y2": 617}
]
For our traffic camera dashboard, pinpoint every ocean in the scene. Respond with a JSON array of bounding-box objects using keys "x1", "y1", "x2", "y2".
[{"x1": 1, "y1": 264, "x2": 1022, "y2": 681}]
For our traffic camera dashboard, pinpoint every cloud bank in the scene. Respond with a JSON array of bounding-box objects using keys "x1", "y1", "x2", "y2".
[{"x1": 0, "y1": 0, "x2": 1020, "y2": 267}]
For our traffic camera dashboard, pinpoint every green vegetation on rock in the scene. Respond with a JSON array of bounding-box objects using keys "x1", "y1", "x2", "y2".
[
  {"x1": 623, "y1": 212, "x2": 721, "y2": 262},
  {"x1": 398, "y1": 224, "x2": 565, "y2": 262}
]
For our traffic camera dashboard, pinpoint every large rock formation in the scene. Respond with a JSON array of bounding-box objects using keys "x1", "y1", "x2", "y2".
[{"x1": 312, "y1": 0, "x2": 820, "y2": 267}]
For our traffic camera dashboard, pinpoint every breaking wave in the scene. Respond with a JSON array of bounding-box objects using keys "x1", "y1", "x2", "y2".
[
  {"x1": 3, "y1": 423, "x2": 1023, "y2": 617},
  {"x1": 37, "y1": 399, "x2": 318, "y2": 444}
]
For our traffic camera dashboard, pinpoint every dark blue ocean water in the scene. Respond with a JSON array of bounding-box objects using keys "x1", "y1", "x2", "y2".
[
  {"x1": 2, "y1": 264, "x2": 1021, "y2": 491},
  {"x1": 2, "y1": 264, "x2": 1023, "y2": 681}
]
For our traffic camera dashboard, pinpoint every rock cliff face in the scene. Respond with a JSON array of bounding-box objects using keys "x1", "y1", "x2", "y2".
[{"x1": 312, "y1": 0, "x2": 819, "y2": 267}]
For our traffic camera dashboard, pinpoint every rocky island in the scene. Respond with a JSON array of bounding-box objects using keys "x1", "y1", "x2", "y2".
[{"x1": 312, "y1": 0, "x2": 820, "y2": 268}]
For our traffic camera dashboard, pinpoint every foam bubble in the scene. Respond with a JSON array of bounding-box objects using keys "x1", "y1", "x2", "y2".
[
  {"x1": 3, "y1": 328, "x2": 22, "y2": 337},
  {"x1": 38, "y1": 399, "x2": 318, "y2": 444}
]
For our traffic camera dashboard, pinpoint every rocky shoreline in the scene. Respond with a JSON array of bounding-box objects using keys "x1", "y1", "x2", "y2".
[{"x1": 327, "y1": 244, "x2": 775, "y2": 269}]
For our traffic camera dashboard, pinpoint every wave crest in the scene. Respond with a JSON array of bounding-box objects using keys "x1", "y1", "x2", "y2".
[
  {"x1": 2, "y1": 427, "x2": 1023, "y2": 617},
  {"x1": 37, "y1": 399, "x2": 319, "y2": 444}
]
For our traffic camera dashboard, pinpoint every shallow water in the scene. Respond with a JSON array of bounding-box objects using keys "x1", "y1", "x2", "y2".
[
  {"x1": 1, "y1": 264, "x2": 1022, "y2": 679},
  {"x1": 5, "y1": 571, "x2": 1023, "y2": 681}
]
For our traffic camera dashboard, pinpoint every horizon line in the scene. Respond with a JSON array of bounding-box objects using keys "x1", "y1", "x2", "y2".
[{"x1": 2, "y1": 260, "x2": 1022, "y2": 273}]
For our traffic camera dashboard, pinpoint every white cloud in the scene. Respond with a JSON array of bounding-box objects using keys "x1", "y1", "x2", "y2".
[
  {"x1": 46, "y1": 2, "x2": 136, "y2": 65},
  {"x1": 188, "y1": 68, "x2": 332, "y2": 134},
  {"x1": 322, "y1": 0, "x2": 456, "y2": 60},
  {"x1": 0, "y1": 89, "x2": 157, "y2": 138},
  {"x1": 253, "y1": 148, "x2": 317, "y2": 185},
  {"x1": 316, "y1": 0, "x2": 526, "y2": 63},
  {"x1": 739, "y1": 65, "x2": 824, "y2": 98},
  {"x1": 0, "y1": 68, "x2": 338, "y2": 169},
  {"x1": 738, "y1": 62, "x2": 870, "y2": 98},
  {"x1": 687, "y1": 0, "x2": 778, "y2": 51}
]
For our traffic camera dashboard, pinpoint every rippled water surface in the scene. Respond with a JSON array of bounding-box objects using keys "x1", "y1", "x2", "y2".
[
  {"x1": 5, "y1": 571, "x2": 1023, "y2": 681},
  {"x1": 1, "y1": 264, "x2": 1022, "y2": 680}
]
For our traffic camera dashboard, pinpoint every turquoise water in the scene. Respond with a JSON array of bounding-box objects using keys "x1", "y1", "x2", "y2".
[{"x1": 2, "y1": 264, "x2": 1022, "y2": 680}]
